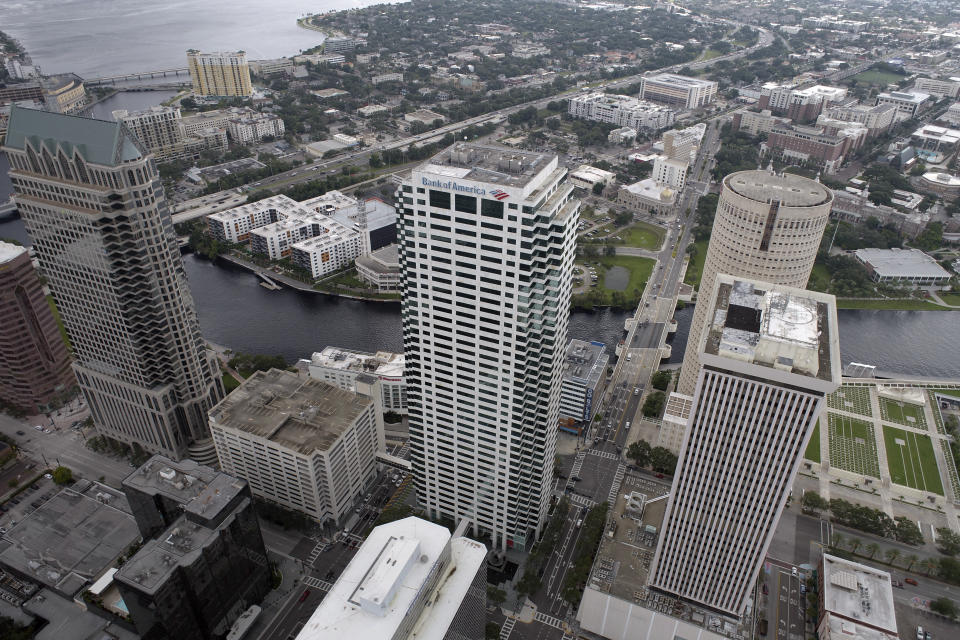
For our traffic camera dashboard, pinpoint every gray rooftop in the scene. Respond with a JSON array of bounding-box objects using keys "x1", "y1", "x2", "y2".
[
  {"x1": 563, "y1": 340, "x2": 608, "y2": 388},
  {"x1": 356, "y1": 244, "x2": 399, "y2": 274},
  {"x1": 821, "y1": 554, "x2": 897, "y2": 634},
  {"x1": 854, "y1": 247, "x2": 951, "y2": 279},
  {"x1": 210, "y1": 368, "x2": 373, "y2": 455},
  {"x1": 3, "y1": 105, "x2": 145, "y2": 166},
  {"x1": 123, "y1": 455, "x2": 221, "y2": 505},
  {"x1": 724, "y1": 170, "x2": 834, "y2": 208},
  {"x1": 421, "y1": 143, "x2": 555, "y2": 189}
]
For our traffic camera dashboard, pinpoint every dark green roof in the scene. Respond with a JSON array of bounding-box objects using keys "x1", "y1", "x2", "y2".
[{"x1": 3, "y1": 105, "x2": 143, "y2": 166}]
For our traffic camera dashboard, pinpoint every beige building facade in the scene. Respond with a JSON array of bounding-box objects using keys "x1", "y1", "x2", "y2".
[{"x1": 187, "y1": 50, "x2": 252, "y2": 97}]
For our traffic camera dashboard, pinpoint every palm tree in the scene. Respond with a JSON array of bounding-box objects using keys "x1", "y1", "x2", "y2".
[
  {"x1": 905, "y1": 554, "x2": 919, "y2": 571},
  {"x1": 921, "y1": 557, "x2": 939, "y2": 576},
  {"x1": 885, "y1": 549, "x2": 900, "y2": 566},
  {"x1": 849, "y1": 538, "x2": 863, "y2": 554},
  {"x1": 865, "y1": 542, "x2": 880, "y2": 559},
  {"x1": 831, "y1": 533, "x2": 845, "y2": 550}
]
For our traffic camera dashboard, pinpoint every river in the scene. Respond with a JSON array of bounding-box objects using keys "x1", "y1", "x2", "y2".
[{"x1": 1, "y1": 0, "x2": 393, "y2": 78}]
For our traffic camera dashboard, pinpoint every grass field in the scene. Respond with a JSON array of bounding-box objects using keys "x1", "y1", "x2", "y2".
[
  {"x1": 828, "y1": 413, "x2": 881, "y2": 478},
  {"x1": 621, "y1": 222, "x2": 665, "y2": 250},
  {"x1": 805, "y1": 421, "x2": 821, "y2": 463},
  {"x1": 938, "y1": 293, "x2": 960, "y2": 306},
  {"x1": 807, "y1": 262, "x2": 831, "y2": 293},
  {"x1": 835, "y1": 298, "x2": 952, "y2": 311},
  {"x1": 879, "y1": 397, "x2": 928, "y2": 430},
  {"x1": 684, "y1": 239, "x2": 708, "y2": 288},
  {"x1": 882, "y1": 425, "x2": 943, "y2": 495},
  {"x1": 222, "y1": 372, "x2": 241, "y2": 392},
  {"x1": 852, "y1": 69, "x2": 906, "y2": 86},
  {"x1": 597, "y1": 255, "x2": 654, "y2": 294},
  {"x1": 826, "y1": 386, "x2": 873, "y2": 417},
  {"x1": 931, "y1": 388, "x2": 960, "y2": 399}
]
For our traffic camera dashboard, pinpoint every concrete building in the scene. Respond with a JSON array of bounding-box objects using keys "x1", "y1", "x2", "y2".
[
  {"x1": 568, "y1": 165, "x2": 617, "y2": 190},
  {"x1": 732, "y1": 109, "x2": 791, "y2": 136},
  {"x1": 4, "y1": 107, "x2": 224, "y2": 461},
  {"x1": 943, "y1": 102, "x2": 960, "y2": 127},
  {"x1": 910, "y1": 124, "x2": 960, "y2": 164},
  {"x1": 404, "y1": 109, "x2": 445, "y2": 126},
  {"x1": 876, "y1": 91, "x2": 930, "y2": 121},
  {"x1": 179, "y1": 109, "x2": 235, "y2": 135},
  {"x1": 616, "y1": 178, "x2": 677, "y2": 215},
  {"x1": 824, "y1": 102, "x2": 898, "y2": 136},
  {"x1": 323, "y1": 36, "x2": 356, "y2": 53},
  {"x1": 295, "y1": 518, "x2": 487, "y2": 640},
  {"x1": 0, "y1": 81, "x2": 44, "y2": 106},
  {"x1": 399, "y1": 143, "x2": 579, "y2": 550},
  {"x1": 307, "y1": 346, "x2": 406, "y2": 413},
  {"x1": 569, "y1": 93, "x2": 676, "y2": 131},
  {"x1": 187, "y1": 50, "x2": 252, "y2": 97},
  {"x1": 112, "y1": 105, "x2": 186, "y2": 160},
  {"x1": 608, "y1": 126, "x2": 636, "y2": 144},
  {"x1": 358, "y1": 104, "x2": 389, "y2": 117},
  {"x1": 651, "y1": 155, "x2": 687, "y2": 191},
  {"x1": 758, "y1": 84, "x2": 847, "y2": 123},
  {"x1": 372, "y1": 72, "x2": 404, "y2": 85},
  {"x1": 662, "y1": 123, "x2": 706, "y2": 162},
  {"x1": 764, "y1": 122, "x2": 859, "y2": 174},
  {"x1": 854, "y1": 248, "x2": 951, "y2": 287},
  {"x1": 639, "y1": 74, "x2": 718, "y2": 109},
  {"x1": 818, "y1": 554, "x2": 899, "y2": 640},
  {"x1": 248, "y1": 58, "x2": 294, "y2": 78},
  {"x1": 356, "y1": 243, "x2": 401, "y2": 292},
  {"x1": 40, "y1": 74, "x2": 88, "y2": 115},
  {"x1": 116, "y1": 456, "x2": 271, "y2": 640},
  {"x1": 559, "y1": 340, "x2": 608, "y2": 433},
  {"x1": 0, "y1": 241, "x2": 74, "y2": 413},
  {"x1": 226, "y1": 111, "x2": 285, "y2": 144},
  {"x1": 676, "y1": 170, "x2": 832, "y2": 396},
  {"x1": 651, "y1": 276, "x2": 840, "y2": 617},
  {"x1": 913, "y1": 76, "x2": 960, "y2": 99},
  {"x1": 209, "y1": 369, "x2": 382, "y2": 525}
]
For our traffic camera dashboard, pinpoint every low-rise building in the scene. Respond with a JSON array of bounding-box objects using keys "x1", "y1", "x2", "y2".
[
  {"x1": 404, "y1": 108, "x2": 445, "y2": 126},
  {"x1": 817, "y1": 554, "x2": 899, "y2": 640},
  {"x1": 356, "y1": 243, "x2": 401, "y2": 292},
  {"x1": 617, "y1": 178, "x2": 677, "y2": 215},
  {"x1": 943, "y1": 102, "x2": 960, "y2": 127},
  {"x1": 913, "y1": 76, "x2": 960, "y2": 99},
  {"x1": 249, "y1": 58, "x2": 294, "y2": 78},
  {"x1": 295, "y1": 518, "x2": 486, "y2": 640},
  {"x1": 307, "y1": 345, "x2": 406, "y2": 413},
  {"x1": 310, "y1": 87, "x2": 349, "y2": 100},
  {"x1": 371, "y1": 72, "x2": 403, "y2": 85},
  {"x1": 209, "y1": 369, "x2": 383, "y2": 525},
  {"x1": 323, "y1": 36, "x2": 356, "y2": 53},
  {"x1": 569, "y1": 93, "x2": 676, "y2": 131},
  {"x1": 608, "y1": 126, "x2": 636, "y2": 144},
  {"x1": 733, "y1": 109, "x2": 791, "y2": 136},
  {"x1": 227, "y1": 110, "x2": 285, "y2": 143},
  {"x1": 854, "y1": 248, "x2": 951, "y2": 287},
  {"x1": 639, "y1": 74, "x2": 717, "y2": 109},
  {"x1": 296, "y1": 53, "x2": 346, "y2": 66},
  {"x1": 559, "y1": 340, "x2": 609, "y2": 433},
  {"x1": 358, "y1": 104, "x2": 389, "y2": 117},
  {"x1": 910, "y1": 124, "x2": 960, "y2": 163},
  {"x1": 568, "y1": 165, "x2": 617, "y2": 190},
  {"x1": 876, "y1": 91, "x2": 930, "y2": 121}
]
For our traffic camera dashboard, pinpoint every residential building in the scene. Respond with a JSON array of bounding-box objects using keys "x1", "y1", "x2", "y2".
[
  {"x1": 3, "y1": 107, "x2": 223, "y2": 460},
  {"x1": 732, "y1": 109, "x2": 791, "y2": 136},
  {"x1": 399, "y1": 143, "x2": 579, "y2": 550},
  {"x1": 112, "y1": 105, "x2": 185, "y2": 160},
  {"x1": 876, "y1": 91, "x2": 930, "y2": 121},
  {"x1": 40, "y1": 74, "x2": 88, "y2": 115},
  {"x1": 818, "y1": 554, "x2": 899, "y2": 640},
  {"x1": 802, "y1": 16, "x2": 867, "y2": 32},
  {"x1": 913, "y1": 76, "x2": 960, "y2": 99},
  {"x1": 187, "y1": 50, "x2": 252, "y2": 97},
  {"x1": 676, "y1": 170, "x2": 832, "y2": 396},
  {"x1": 0, "y1": 241, "x2": 75, "y2": 413},
  {"x1": 209, "y1": 369, "x2": 382, "y2": 525},
  {"x1": 854, "y1": 248, "x2": 951, "y2": 287},
  {"x1": 651, "y1": 156, "x2": 687, "y2": 191},
  {"x1": 569, "y1": 93, "x2": 676, "y2": 131},
  {"x1": 295, "y1": 518, "x2": 486, "y2": 640},
  {"x1": 943, "y1": 102, "x2": 960, "y2": 127},
  {"x1": 639, "y1": 74, "x2": 718, "y2": 109},
  {"x1": 248, "y1": 58, "x2": 294, "y2": 78},
  {"x1": 662, "y1": 123, "x2": 706, "y2": 162},
  {"x1": 116, "y1": 456, "x2": 271, "y2": 640},
  {"x1": 764, "y1": 122, "x2": 859, "y2": 174},
  {"x1": 179, "y1": 109, "x2": 234, "y2": 135},
  {"x1": 295, "y1": 53, "x2": 346, "y2": 66},
  {"x1": 356, "y1": 243, "x2": 401, "y2": 292},
  {"x1": 910, "y1": 124, "x2": 960, "y2": 163},
  {"x1": 568, "y1": 165, "x2": 616, "y2": 190},
  {"x1": 323, "y1": 36, "x2": 356, "y2": 53},
  {"x1": 307, "y1": 346, "x2": 407, "y2": 413},
  {"x1": 824, "y1": 102, "x2": 898, "y2": 136},
  {"x1": 559, "y1": 340, "x2": 608, "y2": 433},
  {"x1": 650, "y1": 276, "x2": 840, "y2": 617},
  {"x1": 608, "y1": 126, "x2": 636, "y2": 144},
  {"x1": 372, "y1": 72, "x2": 404, "y2": 85},
  {"x1": 758, "y1": 84, "x2": 847, "y2": 123},
  {"x1": 616, "y1": 179, "x2": 677, "y2": 215},
  {"x1": 288, "y1": 217, "x2": 366, "y2": 278},
  {"x1": 226, "y1": 111, "x2": 285, "y2": 144}
]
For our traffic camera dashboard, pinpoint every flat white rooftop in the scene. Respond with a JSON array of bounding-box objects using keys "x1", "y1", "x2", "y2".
[
  {"x1": 310, "y1": 347, "x2": 404, "y2": 379},
  {"x1": 854, "y1": 248, "x2": 951, "y2": 279},
  {"x1": 0, "y1": 240, "x2": 27, "y2": 264},
  {"x1": 821, "y1": 554, "x2": 897, "y2": 635}
]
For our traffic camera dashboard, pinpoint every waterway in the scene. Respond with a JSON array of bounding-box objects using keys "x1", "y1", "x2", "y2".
[
  {"x1": 87, "y1": 90, "x2": 180, "y2": 121},
  {"x1": 2, "y1": 0, "x2": 392, "y2": 78}
]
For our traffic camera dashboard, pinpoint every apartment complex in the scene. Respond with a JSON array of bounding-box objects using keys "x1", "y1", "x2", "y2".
[
  {"x1": 758, "y1": 83, "x2": 847, "y2": 123},
  {"x1": 732, "y1": 109, "x2": 792, "y2": 136},
  {"x1": 661, "y1": 123, "x2": 706, "y2": 162},
  {"x1": 650, "y1": 276, "x2": 840, "y2": 616},
  {"x1": 4, "y1": 107, "x2": 223, "y2": 461},
  {"x1": 295, "y1": 518, "x2": 487, "y2": 640},
  {"x1": 676, "y1": 170, "x2": 832, "y2": 396},
  {"x1": 399, "y1": 143, "x2": 579, "y2": 550},
  {"x1": 187, "y1": 50, "x2": 252, "y2": 97},
  {"x1": 559, "y1": 340, "x2": 608, "y2": 432},
  {"x1": 640, "y1": 74, "x2": 717, "y2": 109},
  {"x1": 227, "y1": 110, "x2": 285, "y2": 143},
  {"x1": 568, "y1": 93, "x2": 676, "y2": 131},
  {"x1": 0, "y1": 241, "x2": 74, "y2": 414},
  {"x1": 307, "y1": 346, "x2": 407, "y2": 414},
  {"x1": 117, "y1": 456, "x2": 271, "y2": 640},
  {"x1": 112, "y1": 105, "x2": 186, "y2": 159},
  {"x1": 876, "y1": 90, "x2": 930, "y2": 121},
  {"x1": 913, "y1": 76, "x2": 960, "y2": 99},
  {"x1": 209, "y1": 369, "x2": 382, "y2": 525}
]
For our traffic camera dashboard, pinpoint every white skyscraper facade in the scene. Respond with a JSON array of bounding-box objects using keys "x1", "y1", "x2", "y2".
[
  {"x1": 398, "y1": 144, "x2": 579, "y2": 551},
  {"x1": 650, "y1": 275, "x2": 840, "y2": 616}
]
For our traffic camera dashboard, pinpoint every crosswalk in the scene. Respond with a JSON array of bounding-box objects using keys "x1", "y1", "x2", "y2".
[
  {"x1": 534, "y1": 611, "x2": 565, "y2": 630},
  {"x1": 568, "y1": 492, "x2": 596, "y2": 508},
  {"x1": 607, "y1": 463, "x2": 626, "y2": 505},
  {"x1": 588, "y1": 449, "x2": 621, "y2": 462},
  {"x1": 567, "y1": 451, "x2": 585, "y2": 489},
  {"x1": 307, "y1": 540, "x2": 328, "y2": 565},
  {"x1": 499, "y1": 618, "x2": 516, "y2": 640},
  {"x1": 302, "y1": 575, "x2": 334, "y2": 592}
]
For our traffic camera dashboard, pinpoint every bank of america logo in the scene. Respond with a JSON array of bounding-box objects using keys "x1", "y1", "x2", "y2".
[{"x1": 490, "y1": 189, "x2": 509, "y2": 200}]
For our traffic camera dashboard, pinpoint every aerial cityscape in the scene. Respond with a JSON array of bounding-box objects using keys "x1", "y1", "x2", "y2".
[{"x1": 2, "y1": 1, "x2": 960, "y2": 640}]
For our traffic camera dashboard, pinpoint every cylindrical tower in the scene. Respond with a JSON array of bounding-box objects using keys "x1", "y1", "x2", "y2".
[{"x1": 677, "y1": 170, "x2": 833, "y2": 395}]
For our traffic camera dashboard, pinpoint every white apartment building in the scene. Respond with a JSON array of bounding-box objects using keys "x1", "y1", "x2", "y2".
[
  {"x1": 876, "y1": 91, "x2": 931, "y2": 121},
  {"x1": 209, "y1": 369, "x2": 382, "y2": 525},
  {"x1": 307, "y1": 346, "x2": 407, "y2": 414},
  {"x1": 651, "y1": 155, "x2": 687, "y2": 191},
  {"x1": 289, "y1": 217, "x2": 365, "y2": 278},
  {"x1": 208, "y1": 194, "x2": 304, "y2": 243},
  {"x1": 226, "y1": 112, "x2": 285, "y2": 144},
  {"x1": 650, "y1": 276, "x2": 840, "y2": 617},
  {"x1": 112, "y1": 106, "x2": 184, "y2": 160},
  {"x1": 662, "y1": 123, "x2": 706, "y2": 162},
  {"x1": 569, "y1": 93, "x2": 676, "y2": 131},
  {"x1": 559, "y1": 340, "x2": 608, "y2": 431},
  {"x1": 399, "y1": 143, "x2": 579, "y2": 551},
  {"x1": 640, "y1": 74, "x2": 718, "y2": 109},
  {"x1": 914, "y1": 76, "x2": 960, "y2": 99}
]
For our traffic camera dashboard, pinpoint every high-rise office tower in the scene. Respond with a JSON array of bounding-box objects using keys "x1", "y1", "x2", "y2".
[
  {"x1": 399, "y1": 143, "x2": 579, "y2": 551},
  {"x1": 186, "y1": 50, "x2": 252, "y2": 97},
  {"x1": 649, "y1": 275, "x2": 840, "y2": 616},
  {"x1": 0, "y1": 240, "x2": 75, "y2": 413},
  {"x1": 3, "y1": 107, "x2": 223, "y2": 461},
  {"x1": 677, "y1": 170, "x2": 832, "y2": 396}
]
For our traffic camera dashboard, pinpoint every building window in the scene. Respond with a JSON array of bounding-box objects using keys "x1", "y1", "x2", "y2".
[
  {"x1": 430, "y1": 190, "x2": 451, "y2": 209},
  {"x1": 455, "y1": 194, "x2": 477, "y2": 214}
]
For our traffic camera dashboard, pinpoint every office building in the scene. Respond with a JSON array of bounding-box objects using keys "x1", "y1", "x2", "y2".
[
  {"x1": 3, "y1": 107, "x2": 224, "y2": 460},
  {"x1": 569, "y1": 93, "x2": 676, "y2": 131},
  {"x1": 640, "y1": 74, "x2": 717, "y2": 109},
  {"x1": 910, "y1": 124, "x2": 960, "y2": 163},
  {"x1": 112, "y1": 105, "x2": 186, "y2": 160},
  {"x1": 356, "y1": 244, "x2": 401, "y2": 293},
  {"x1": 764, "y1": 122, "x2": 860, "y2": 174},
  {"x1": 651, "y1": 155, "x2": 687, "y2": 191},
  {"x1": 913, "y1": 76, "x2": 960, "y2": 100},
  {"x1": 116, "y1": 456, "x2": 271, "y2": 640},
  {"x1": 295, "y1": 518, "x2": 486, "y2": 640},
  {"x1": 0, "y1": 241, "x2": 75, "y2": 413},
  {"x1": 187, "y1": 50, "x2": 252, "y2": 97},
  {"x1": 559, "y1": 340, "x2": 608, "y2": 433},
  {"x1": 824, "y1": 102, "x2": 897, "y2": 136},
  {"x1": 568, "y1": 165, "x2": 617, "y2": 191},
  {"x1": 876, "y1": 91, "x2": 930, "y2": 121},
  {"x1": 209, "y1": 369, "x2": 382, "y2": 525},
  {"x1": 399, "y1": 143, "x2": 579, "y2": 550},
  {"x1": 854, "y1": 248, "x2": 951, "y2": 287},
  {"x1": 650, "y1": 276, "x2": 840, "y2": 617},
  {"x1": 818, "y1": 554, "x2": 899, "y2": 640},
  {"x1": 676, "y1": 170, "x2": 832, "y2": 396},
  {"x1": 661, "y1": 123, "x2": 706, "y2": 162},
  {"x1": 307, "y1": 346, "x2": 407, "y2": 414}
]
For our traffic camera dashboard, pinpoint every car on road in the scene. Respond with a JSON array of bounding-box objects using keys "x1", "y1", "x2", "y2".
[
  {"x1": 16, "y1": 430, "x2": 25, "y2": 436},
  {"x1": 905, "y1": 577, "x2": 919, "y2": 586},
  {"x1": 634, "y1": 388, "x2": 640, "y2": 396},
  {"x1": 299, "y1": 589, "x2": 311, "y2": 603},
  {"x1": 34, "y1": 425, "x2": 43, "y2": 431},
  {"x1": 916, "y1": 626, "x2": 924, "y2": 640}
]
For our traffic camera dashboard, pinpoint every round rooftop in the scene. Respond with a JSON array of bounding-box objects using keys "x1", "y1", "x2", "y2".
[
  {"x1": 724, "y1": 170, "x2": 833, "y2": 208},
  {"x1": 922, "y1": 171, "x2": 960, "y2": 187}
]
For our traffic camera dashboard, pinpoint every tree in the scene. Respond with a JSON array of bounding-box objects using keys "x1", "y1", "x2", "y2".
[
  {"x1": 604, "y1": 244, "x2": 616, "y2": 257},
  {"x1": 52, "y1": 465, "x2": 73, "y2": 485},
  {"x1": 651, "y1": 371, "x2": 671, "y2": 391},
  {"x1": 641, "y1": 391, "x2": 666, "y2": 418},
  {"x1": 864, "y1": 542, "x2": 880, "y2": 559},
  {"x1": 650, "y1": 447, "x2": 678, "y2": 475},
  {"x1": 920, "y1": 557, "x2": 939, "y2": 576},
  {"x1": 487, "y1": 585, "x2": 506, "y2": 608},
  {"x1": 801, "y1": 491, "x2": 828, "y2": 515},
  {"x1": 930, "y1": 596, "x2": 958, "y2": 620},
  {"x1": 904, "y1": 554, "x2": 919, "y2": 571},
  {"x1": 940, "y1": 556, "x2": 960, "y2": 583},
  {"x1": 850, "y1": 538, "x2": 863, "y2": 554},
  {"x1": 884, "y1": 548, "x2": 900, "y2": 566},
  {"x1": 485, "y1": 622, "x2": 501, "y2": 640},
  {"x1": 627, "y1": 440, "x2": 652, "y2": 467},
  {"x1": 936, "y1": 527, "x2": 960, "y2": 556},
  {"x1": 831, "y1": 533, "x2": 845, "y2": 550},
  {"x1": 592, "y1": 182, "x2": 605, "y2": 196}
]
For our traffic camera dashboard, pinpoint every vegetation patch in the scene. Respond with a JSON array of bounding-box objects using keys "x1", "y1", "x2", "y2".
[
  {"x1": 620, "y1": 222, "x2": 665, "y2": 250},
  {"x1": 826, "y1": 386, "x2": 873, "y2": 417},
  {"x1": 882, "y1": 425, "x2": 943, "y2": 495},
  {"x1": 878, "y1": 397, "x2": 927, "y2": 429},
  {"x1": 827, "y1": 413, "x2": 881, "y2": 478},
  {"x1": 804, "y1": 421, "x2": 821, "y2": 463},
  {"x1": 571, "y1": 255, "x2": 654, "y2": 309}
]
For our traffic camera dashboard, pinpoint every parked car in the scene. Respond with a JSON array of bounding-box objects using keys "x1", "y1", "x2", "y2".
[
  {"x1": 905, "y1": 578, "x2": 919, "y2": 586},
  {"x1": 299, "y1": 589, "x2": 311, "y2": 603},
  {"x1": 15, "y1": 430, "x2": 25, "y2": 436}
]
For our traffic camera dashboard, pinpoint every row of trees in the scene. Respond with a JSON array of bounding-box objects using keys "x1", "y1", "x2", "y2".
[
  {"x1": 802, "y1": 493, "x2": 924, "y2": 545},
  {"x1": 227, "y1": 352, "x2": 288, "y2": 378},
  {"x1": 561, "y1": 501, "x2": 609, "y2": 603},
  {"x1": 626, "y1": 439, "x2": 678, "y2": 476},
  {"x1": 516, "y1": 497, "x2": 570, "y2": 598}
]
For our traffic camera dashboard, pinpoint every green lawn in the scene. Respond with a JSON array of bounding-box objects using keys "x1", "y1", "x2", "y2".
[
  {"x1": 882, "y1": 425, "x2": 943, "y2": 495},
  {"x1": 938, "y1": 293, "x2": 960, "y2": 306},
  {"x1": 621, "y1": 222, "x2": 665, "y2": 250},
  {"x1": 852, "y1": 69, "x2": 905, "y2": 86},
  {"x1": 805, "y1": 421, "x2": 821, "y2": 463},
  {"x1": 222, "y1": 372, "x2": 241, "y2": 393},
  {"x1": 836, "y1": 298, "x2": 952, "y2": 311},
  {"x1": 683, "y1": 239, "x2": 708, "y2": 288},
  {"x1": 930, "y1": 388, "x2": 960, "y2": 399},
  {"x1": 807, "y1": 262, "x2": 831, "y2": 293},
  {"x1": 827, "y1": 386, "x2": 874, "y2": 417},
  {"x1": 828, "y1": 413, "x2": 881, "y2": 478},
  {"x1": 698, "y1": 48, "x2": 723, "y2": 61},
  {"x1": 45, "y1": 295, "x2": 71, "y2": 352},
  {"x1": 879, "y1": 397, "x2": 928, "y2": 430},
  {"x1": 574, "y1": 255, "x2": 655, "y2": 307}
]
